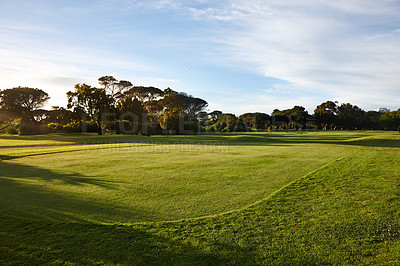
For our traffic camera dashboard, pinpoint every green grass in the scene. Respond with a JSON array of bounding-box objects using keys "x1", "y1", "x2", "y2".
[
  {"x1": 0, "y1": 130, "x2": 393, "y2": 147},
  {"x1": 0, "y1": 131, "x2": 399, "y2": 264}
]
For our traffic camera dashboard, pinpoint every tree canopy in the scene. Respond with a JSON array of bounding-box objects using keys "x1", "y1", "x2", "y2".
[
  {"x1": 1, "y1": 77, "x2": 399, "y2": 135},
  {"x1": 0, "y1": 86, "x2": 50, "y2": 115},
  {"x1": 67, "y1": 83, "x2": 112, "y2": 135}
]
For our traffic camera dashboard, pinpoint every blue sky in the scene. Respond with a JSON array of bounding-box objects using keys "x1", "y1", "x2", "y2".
[{"x1": 1, "y1": 0, "x2": 400, "y2": 114}]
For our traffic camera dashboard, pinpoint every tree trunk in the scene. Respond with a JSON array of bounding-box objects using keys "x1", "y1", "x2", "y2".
[{"x1": 96, "y1": 121, "x2": 102, "y2": 135}]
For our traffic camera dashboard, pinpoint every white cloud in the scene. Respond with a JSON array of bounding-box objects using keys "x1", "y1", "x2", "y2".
[
  {"x1": 199, "y1": 0, "x2": 400, "y2": 110},
  {"x1": 157, "y1": 78, "x2": 180, "y2": 83},
  {"x1": 2, "y1": 0, "x2": 400, "y2": 113},
  {"x1": 0, "y1": 27, "x2": 156, "y2": 108}
]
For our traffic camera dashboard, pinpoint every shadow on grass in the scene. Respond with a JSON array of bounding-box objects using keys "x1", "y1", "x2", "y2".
[
  {"x1": 0, "y1": 161, "x2": 162, "y2": 223},
  {"x1": 0, "y1": 217, "x2": 239, "y2": 265},
  {"x1": 344, "y1": 138, "x2": 400, "y2": 148},
  {"x1": 0, "y1": 161, "x2": 253, "y2": 265},
  {"x1": 0, "y1": 160, "x2": 115, "y2": 188},
  {"x1": 0, "y1": 131, "x2": 398, "y2": 148}
]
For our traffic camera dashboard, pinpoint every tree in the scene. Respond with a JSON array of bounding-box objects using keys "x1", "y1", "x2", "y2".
[
  {"x1": 197, "y1": 111, "x2": 209, "y2": 126},
  {"x1": 380, "y1": 109, "x2": 400, "y2": 130},
  {"x1": 336, "y1": 103, "x2": 367, "y2": 130},
  {"x1": 157, "y1": 89, "x2": 183, "y2": 132},
  {"x1": 116, "y1": 80, "x2": 133, "y2": 96},
  {"x1": 0, "y1": 86, "x2": 50, "y2": 122},
  {"x1": 271, "y1": 107, "x2": 309, "y2": 130},
  {"x1": 98, "y1": 76, "x2": 118, "y2": 96},
  {"x1": 239, "y1": 113, "x2": 271, "y2": 130},
  {"x1": 288, "y1": 106, "x2": 309, "y2": 129},
  {"x1": 125, "y1": 86, "x2": 164, "y2": 113},
  {"x1": 184, "y1": 96, "x2": 208, "y2": 120},
  {"x1": 271, "y1": 109, "x2": 288, "y2": 130},
  {"x1": 98, "y1": 76, "x2": 133, "y2": 104},
  {"x1": 0, "y1": 87, "x2": 50, "y2": 134},
  {"x1": 314, "y1": 101, "x2": 337, "y2": 130},
  {"x1": 157, "y1": 88, "x2": 208, "y2": 132},
  {"x1": 67, "y1": 83, "x2": 112, "y2": 135},
  {"x1": 209, "y1": 113, "x2": 245, "y2": 132},
  {"x1": 209, "y1": 110, "x2": 222, "y2": 121},
  {"x1": 126, "y1": 86, "x2": 164, "y2": 103},
  {"x1": 0, "y1": 109, "x2": 16, "y2": 131},
  {"x1": 365, "y1": 111, "x2": 382, "y2": 130}
]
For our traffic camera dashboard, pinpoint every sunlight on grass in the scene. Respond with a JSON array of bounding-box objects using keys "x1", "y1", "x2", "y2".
[
  {"x1": 1, "y1": 131, "x2": 399, "y2": 264},
  {"x1": 1, "y1": 143, "x2": 352, "y2": 223}
]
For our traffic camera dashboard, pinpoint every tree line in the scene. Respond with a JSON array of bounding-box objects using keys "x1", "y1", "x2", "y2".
[{"x1": 0, "y1": 76, "x2": 399, "y2": 135}]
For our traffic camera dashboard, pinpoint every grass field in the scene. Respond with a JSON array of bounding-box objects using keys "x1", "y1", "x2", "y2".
[{"x1": 0, "y1": 131, "x2": 399, "y2": 264}]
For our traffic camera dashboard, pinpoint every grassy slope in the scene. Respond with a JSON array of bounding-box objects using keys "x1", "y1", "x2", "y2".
[
  {"x1": 0, "y1": 143, "x2": 352, "y2": 223},
  {"x1": 0, "y1": 132, "x2": 400, "y2": 264}
]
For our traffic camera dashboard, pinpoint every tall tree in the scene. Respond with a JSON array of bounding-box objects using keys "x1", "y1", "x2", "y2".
[
  {"x1": 336, "y1": 103, "x2": 366, "y2": 130},
  {"x1": 125, "y1": 86, "x2": 164, "y2": 113},
  {"x1": 184, "y1": 96, "x2": 208, "y2": 120},
  {"x1": 0, "y1": 110, "x2": 15, "y2": 131},
  {"x1": 239, "y1": 113, "x2": 271, "y2": 130},
  {"x1": 0, "y1": 87, "x2": 50, "y2": 134},
  {"x1": 380, "y1": 109, "x2": 400, "y2": 130},
  {"x1": 126, "y1": 86, "x2": 164, "y2": 103},
  {"x1": 209, "y1": 113, "x2": 245, "y2": 132},
  {"x1": 98, "y1": 76, "x2": 118, "y2": 96},
  {"x1": 288, "y1": 106, "x2": 309, "y2": 129},
  {"x1": 0, "y1": 86, "x2": 50, "y2": 121},
  {"x1": 314, "y1": 101, "x2": 337, "y2": 130},
  {"x1": 67, "y1": 83, "x2": 112, "y2": 135},
  {"x1": 271, "y1": 109, "x2": 290, "y2": 130},
  {"x1": 209, "y1": 110, "x2": 222, "y2": 121},
  {"x1": 157, "y1": 89, "x2": 207, "y2": 132},
  {"x1": 98, "y1": 76, "x2": 133, "y2": 103}
]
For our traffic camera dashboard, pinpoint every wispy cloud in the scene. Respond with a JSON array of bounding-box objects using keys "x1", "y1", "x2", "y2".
[
  {"x1": 1, "y1": 0, "x2": 399, "y2": 112},
  {"x1": 124, "y1": 0, "x2": 400, "y2": 110},
  {"x1": 197, "y1": 0, "x2": 400, "y2": 110}
]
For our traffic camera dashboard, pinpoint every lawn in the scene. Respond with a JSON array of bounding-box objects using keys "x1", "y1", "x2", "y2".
[{"x1": 0, "y1": 131, "x2": 399, "y2": 264}]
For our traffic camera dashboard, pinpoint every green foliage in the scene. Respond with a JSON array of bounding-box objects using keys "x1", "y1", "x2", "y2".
[
  {"x1": 0, "y1": 86, "x2": 50, "y2": 115},
  {"x1": 126, "y1": 86, "x2": 164, "y2": 103},
  {"x1": 2, "y1": 79, "x2": 399, "y2": 136},
  {"x1": 272, "y1": 106, "x2": 309, "y2": 130},
  {"x1": 380, "y1": 109, "x2": 400, "y2": 130},
  {"x1": 0, "y1": 110, "x2": 16, "y2": 132},
  {"x1": 158, "y1": 89, "x2": 207, "y2": 132},
  {"x1": 209, "y1": 110, "x2": 222, "y2": 120},
  {"x1": 0, "y1": 87, "x2": 50, "y2": 134},
  {"x1": 4, "y1": 124, "x2": 18, "y2": 134},
  {"x1": 314, "y1": 100, "x2": 337, "y2": 129},
  {"x1": 313, "y1": 101, "x2": 400, "y2": 131},
  {"x1": 239, "y1": 112, "x2": 271, "y2": 130},
  {"x1": 336, "y1": 103, "x2": 368, "y2": 130},
  {"x1": 67, "y1": 83, "x2": 113, "y2": 135},
  {"x1": 47, "y1": 122, "x2": 63, "y2": 132},
  {"x1": 208, "y1": 113, "x2": 246, "y2": 132}
]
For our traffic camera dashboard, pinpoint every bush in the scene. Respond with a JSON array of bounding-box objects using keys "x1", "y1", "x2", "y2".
[
  {"x1": 63, "y1": 121, "x2": 82, "y2": 133},
  {"x1": 18, "y1": 123, "x2": 41, "y2": 135},
  {"x1": 47, "y1": 122, "x2": 63, "y2": 132},
  {"x1": 4, "y1": 125, "x2": 18, "y2": 135}
]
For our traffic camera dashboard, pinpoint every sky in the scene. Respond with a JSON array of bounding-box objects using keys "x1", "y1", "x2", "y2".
[{"x1": 1, "y1": 0, "x2": 400, "y2": 114}]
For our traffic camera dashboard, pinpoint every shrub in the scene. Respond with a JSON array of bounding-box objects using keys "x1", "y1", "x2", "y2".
[
  {"x1": 4, "y1": 125, "x2": 18, "y2": 135},
  {"x1": 18, "y1": 123, "x2": 41, "y2": 135},
  {"x1": 63, "y1": 121, "x2": 82, "y2": 133},
  {"x1": 47, "y1": 122, "x2": 63, "y2": 132}
]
